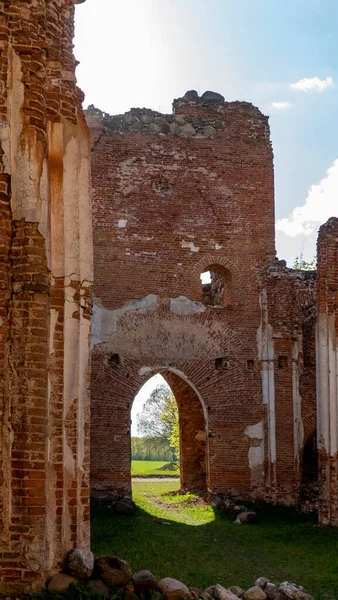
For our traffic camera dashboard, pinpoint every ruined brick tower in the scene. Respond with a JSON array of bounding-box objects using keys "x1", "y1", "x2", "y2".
[{"x1": 0, "y1": 0, "x2": 92, "y2": 593}]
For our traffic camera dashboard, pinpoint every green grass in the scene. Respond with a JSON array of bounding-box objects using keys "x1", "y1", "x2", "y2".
[
  {"x1": 91, "y1": 481, "x2": 338, "y2": 600},
  {"x1": 131, "y1": 460, "x2": 179, "y2": 477}
]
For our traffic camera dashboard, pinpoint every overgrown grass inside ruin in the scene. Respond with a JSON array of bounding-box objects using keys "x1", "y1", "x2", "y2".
[{"x1": 91, "y1": 481, "x2": 338, "y2": 600}]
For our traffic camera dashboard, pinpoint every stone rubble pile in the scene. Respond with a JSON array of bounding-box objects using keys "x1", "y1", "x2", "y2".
[
  {"x1": 47, "y1": 550, "x2": 315, "y2": 600},
  {"x1": 87, "y1": 90, "x2": 228, "y2": 138},
  {"x1": 210, "y1": 494, "x2": 257, "y2": 524}
]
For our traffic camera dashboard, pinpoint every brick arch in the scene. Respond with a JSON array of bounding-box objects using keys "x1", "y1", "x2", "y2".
[
  {"x1": 193, "y1": 254, "x2": 236, "y2": 275},
  {"x1": 90, "y1": 359, "x2": 208, "y2": 497}
]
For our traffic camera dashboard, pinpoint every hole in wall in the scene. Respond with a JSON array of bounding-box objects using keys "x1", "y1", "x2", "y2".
[
  {"x1": 200, "y1": 264, "x2": 232, "y2": 307},
  {"x1": 215, "y1": 357, "x2": 229, "y2": 370}
]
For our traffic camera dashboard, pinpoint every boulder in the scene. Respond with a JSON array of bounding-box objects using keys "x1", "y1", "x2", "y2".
[
  {"x1": 201, "y1": 91, "x2": 225, "y2": 102},
  {"x1": 64, "y1": 548, "x2": 94, "y2": 580},
  {"x1": 243, "y1": 587, "x2": 267, "y2": 600},
  {"x1": 115, "y1": 500, "x2": 135, "y2": 515},
  {"x1": 190, "y1": 588, "x2": 201, "y2": 598},
  {"x1": 169, "y1": 122, "x2": 181, "y2": 135},
  {"x1": 201, "y1": 586, "x2": 215, "y2": 600},
  {"x1": 229, "y1": 587, "x2": 244, "y2": 597},
  {"x1": 158, "y1": 577, "x2": 191, "y2": 600},
  {"x1": 278, "y1": 584, "x2": 303, "y2": 600},
  {"x1": 202, "y1": 126, "x2": 216, "y2": 138},
  {"x1": 210, "y1": 494, "x2": 223, "y2": 509},
  {"x1": 214, "y1": 584, "x2": 240, "y2": 600},
  {"x1": 154, "y1": 116, "x2": 168, "y2": 127},
  {"x1": 200, "y1": 593, "x2": 214, "y2": 600},
  {"x1": 175, "y1": 115, "x2": 186, "y2": 126},
  {"x1": 203, "y1": 586, "x2": 216, "y2": 597},
  {"x1": 88, "y1": 579, "x2": 110, "y2": 597},
  {"x1": 133, "y1": 570, "x2": 159, "y2": 597},
  {"x1": 94, "y1": 556, "x2": 133, "y2": 588},
  {"x1": 48, "y1": 574, "x2": 79, "y2": 594},
  {"x1": 140, "y1": 114, "x2": 153, "y2": 124},
  {"x1": 149, "y1": 123, "x2": 161, "y2": 133},
  {"x1": 235, "y1": 511, "x2": 256, "y2": 524},
  {"x1": 255, "y1": 579, "x2": 270, "y2": 590},
  {"x1": 184, "y1": 90, "x2": 199, "y2": 100},
  {"x1": 265, "y1": 583, "x2": 277, "y2": 598},
  {"x1": 181, "y1": 123, "x2": 196, "y2": 136}
]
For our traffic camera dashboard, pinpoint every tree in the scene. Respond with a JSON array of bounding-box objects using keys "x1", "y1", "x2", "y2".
[
  {"x1": 293, "y1": 255, "x2": 316, "y2": 270},
  {"x1": 137, "y1": 384, "x2": 180, "y2": 460}
]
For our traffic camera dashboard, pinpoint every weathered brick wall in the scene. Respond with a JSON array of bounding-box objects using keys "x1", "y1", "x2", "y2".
[
  {"x1": 265, "y1": 265, "x2": 316, "y2": 503},
  {"x1": 316, "y1": 217, "x2": 338, "y2": 525},
  {"x1": 89, "y1": 92, "x2": 279, "y2": 501},
  {"x1": 0, "y1": 0, "x2": 92, "y2": 593}
]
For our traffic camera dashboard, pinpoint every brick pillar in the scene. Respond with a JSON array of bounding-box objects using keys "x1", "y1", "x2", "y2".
[
  {"x1": 316, "y1": 217, "x2": 338, "y2": 525},
  {"x1": 0, "y1": 1, "x2": 92, "y2": 593}
]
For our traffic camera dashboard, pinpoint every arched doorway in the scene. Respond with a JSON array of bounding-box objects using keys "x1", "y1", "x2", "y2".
[{"x1": 90, "y1": 362, "x2": 208, "y2": 498}]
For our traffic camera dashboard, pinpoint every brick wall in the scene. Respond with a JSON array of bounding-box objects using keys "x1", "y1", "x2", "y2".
[
  {"x1": 316, "y1": 217, "x2": 338, "y2": 524},
  {"x1": 89, "y1": 93, "x2": 277, "y2": 501},
  {"x1": 0, "y1": 1, "x2": 92, "y2": 593},
  {"x1": 88, "y1": 92, "x2": 320, "y2": 509}
]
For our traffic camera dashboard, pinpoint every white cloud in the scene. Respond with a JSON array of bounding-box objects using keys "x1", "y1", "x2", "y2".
[
  {"x1": 289, "y1": 76, "x2": 334, "y2": 92},
  {"x1": 271, "y1": 101, "x2": 292, "y2": 110},
  {"x1": 276, "y1": 159, "x2": 338, "y2": 238}
]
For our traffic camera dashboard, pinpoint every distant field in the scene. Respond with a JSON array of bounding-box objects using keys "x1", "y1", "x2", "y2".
[{"x1": 131, "y1": 460, "x2": 179, "y2": 477}]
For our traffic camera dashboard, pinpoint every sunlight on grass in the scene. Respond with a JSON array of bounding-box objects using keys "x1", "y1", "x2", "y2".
[
  {"x1": 91, "y1": 481, "x2": 338, "y2": 599},
  {"x1": 132, "y1": 482, "x2": 215, "y2": 526}
]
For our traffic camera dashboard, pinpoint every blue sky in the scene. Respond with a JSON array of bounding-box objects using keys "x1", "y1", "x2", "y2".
[
  {"x1": 75, "y1": 1, "x2": 337, "y2": 429},
  {"x1": 74, "y1": 0, "x2": 338, "y2": 263}
]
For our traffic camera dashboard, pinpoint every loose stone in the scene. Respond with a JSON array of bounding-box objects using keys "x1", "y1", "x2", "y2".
[
  {"x1": 158, "y1": 577, "x2": 191, "y2": 600},
  {"x1": 94, "y1": 556, "x2": 133, "y2": 587}
]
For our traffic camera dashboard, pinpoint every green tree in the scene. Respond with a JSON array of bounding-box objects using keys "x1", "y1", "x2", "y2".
[
  {"x1": 137, "y1": 384, "x2": 180, "y2": 460},
  {"x1": 293, "y1": 255, "x2": 316, "y2": 270}
]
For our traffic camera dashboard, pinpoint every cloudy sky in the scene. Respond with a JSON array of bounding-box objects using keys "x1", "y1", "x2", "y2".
[{"x1": 74, "y1": 0, "x2": 338, "y2": 266}]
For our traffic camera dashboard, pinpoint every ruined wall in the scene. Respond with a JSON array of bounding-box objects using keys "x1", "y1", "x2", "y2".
[
  {"x1": 89, "y1": 91, "x2": 278, "y2": 500},
  {"x1": 316, "y1": 217, "x2": 338, "y2": 525},
  {"x1": 0, "y1": 0, "x2": 92, "y2": 593},
  {"x1": 264, "y1": 265, "x2": 316, "y2": 503}
]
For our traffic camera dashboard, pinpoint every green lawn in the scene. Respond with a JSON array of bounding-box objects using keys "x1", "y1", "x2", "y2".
[
  {"x1": 131, "y1": 460, "x2": 179, "y2": 477},
  {"x1": 91, "y1": 481, "x2": 338, "y2": 600}
]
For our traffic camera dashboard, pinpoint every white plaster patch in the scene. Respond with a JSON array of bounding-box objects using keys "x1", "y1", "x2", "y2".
[
  {"x1": 215, "y1": 243, "x2": 223, "y2": 250},
  {"x1": 92, "y1": 294, "x2": 158, "y2": 347},
  {"x1": 139, "y1": 366, "x2": 153, "y2": 376},
  {"x1": 248, "y1": 444, "x2": 264, "y2": 470},
  {"x1": 117, "y1": 219, "x2": 127, "y2": 228},
  {"x1": 244, "y1": 420, "x2": 264, "y2": 440},
  {"x1": 170, "y1": 296, "x2": 206, "y2": 316},
  {"x1": 181, "y1": 240, "x2": 200, "y2": 253}
]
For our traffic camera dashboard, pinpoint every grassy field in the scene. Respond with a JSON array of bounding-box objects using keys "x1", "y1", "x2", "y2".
[
  {"x1": 131, "y1": 460, "x2": 179, "y2": 477},
  {"x1": 91, "y1": 481, "x2": 338, "y2": 600}
]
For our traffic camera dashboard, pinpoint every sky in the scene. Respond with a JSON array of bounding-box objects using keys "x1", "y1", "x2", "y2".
[
  {"x1": 74, "y1": 0, "x2": 338, "y2": 266},
  {"x1": 74, "y1": 1, "x2": 338, "y2": 424}
]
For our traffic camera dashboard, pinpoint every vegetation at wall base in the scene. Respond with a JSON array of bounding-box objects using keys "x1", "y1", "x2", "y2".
[{"x1": 90, "y1": 481, "x2": 338, "y2": 600}]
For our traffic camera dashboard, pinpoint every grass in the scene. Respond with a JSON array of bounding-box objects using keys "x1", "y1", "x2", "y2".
[
  {"x1": 131, "y1": 460, "x2": 179, "y2": 477},
  {"x1": 91, "y1": 481, "x2": 338, "y2": 600}
]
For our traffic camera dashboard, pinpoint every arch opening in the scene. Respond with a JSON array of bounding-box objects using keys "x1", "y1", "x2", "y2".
[
  {"x1": 200, "y1": 264, "x2": 232, "y2": 307},
  {"x1": 90, "y1": 365, "x2": 207, "y2": 499}
]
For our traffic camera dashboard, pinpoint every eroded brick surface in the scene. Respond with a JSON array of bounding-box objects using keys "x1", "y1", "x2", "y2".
[
  {"x1": 316, "y1": 217, "x2": 338, "y2": 525},
  {"x1": 88, "y1": 94, "x2": 317, "y2": 507},
  {"x1": 0, "y1": 0, "x2": 92, "y2": 593}
]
